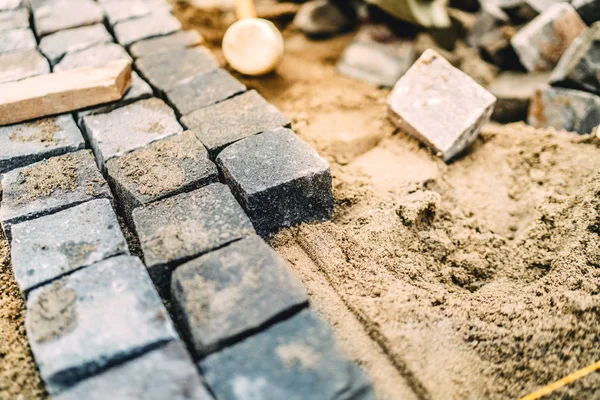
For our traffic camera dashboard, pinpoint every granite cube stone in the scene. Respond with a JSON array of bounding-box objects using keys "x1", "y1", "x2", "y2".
[
  {"x1": 0, "y1": 0, "x2": 22, "y2": 11},
  {"x1": 136, "y1": 46, "x2": 219, "y2": 94},
  {"x1": 216, "y1": 128, "x2": 333, "y2": 236},
  {"x1": 0, "y1": 150, "x2": 112, "y2": 241},
  {"x1": 528, "y1": 86, "x2": 600, "y2": 134},
  {"x1": 39, "y1": 24, "x2": 113, "y2": 67},
  {"x1": 33, "y1": 0, "x2": 103, "y2": 38},
  {"x1": 106, "y1": 131, "x2": 218, "y2": 222},
  {"x1": 573, "y1": 0, "x2": 600, "y2": 25},
  {"x1": 0, "y1": 49, "x2": 50, "y2": 84},
  {"x1": 54, "y1": 341, "x2": 214, "y2": 400},
  {"x1": 200, "y1": 309, "x2": 375, "y2": 400},
  {"x1": 550, "y1": 22, "x2": 600, "y2": 95},
  {"x1": 511, "y1": 3, "x2": 586, "y2": 72},
  {"x1": 26, "y1": 255, "x2": 179, "y2": 394},
  {"x1": 102, "y1": 0, "x2": 170, "y2": 26},
  {"x1": 387, "y1": 49, "x2": 497, "y2": 162},
  {"x1": 130, "y1": 30, "x2": 204, "y2": 59},
  {"x1": 133, "y1": 183, "x2": 255, "y2": 295},
  {"x1": 54, "y1": 42, "x2": 132, "y2": 72},
  {"x1": 114, "y1": 11, "x2": 181, "y2": 47},
  {"x1": 487, "y1": 71, "x2": 550, "y2": 122},
  {"x1": 0, "y1": 8, "x2": 29, "y2": 31},
  {"x1": 0, "y1": 114, "x2": 85, "y2": 174},
  {"x1": 182, "y1": 90, "x2": 291, "y2": 156},
  {"x1": 11, "y1": 199, "x2": 129, "y2": 294},
  {"x1": 172, "y1": 235, "x2": 308, "y2": 357},
  {"x1": 166, "y1": 68, "x2": 246, "y2": 117},
  {"x1": 0, "y1": 28, "x2": 37, "y2": 54},
  {"x1": 82, "y1": 98, "x2": 183, "y2": 171}
]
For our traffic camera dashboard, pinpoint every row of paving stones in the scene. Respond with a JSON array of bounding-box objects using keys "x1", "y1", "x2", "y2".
[{"x1": 0, "y1": 0, "x2": 374, "y2": 398}]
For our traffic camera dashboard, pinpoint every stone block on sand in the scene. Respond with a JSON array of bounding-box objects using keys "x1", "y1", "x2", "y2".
[
  {"x1": 114, "y1": 11, "x2": 181, "y2": 47},
  {"x1": 26, "y1": 255, "x2": 178, "y2": 394},
  {"x1": 181, "y1": 90, "x2": 290, "y2": 156},
  {"x1": 200, "y1": 308, "x2": 375, "y2": 400},
  {"x1": 136, "y1": 46, "x2": 218, "y2": 94},
  {"x1": 387, "y1": 49, "x2": 497, "y2": 162},
  {"x1": 528, "y1": 85, "x2": 600, "y2": 134},
  {"x1": 106, "y1": 131, "x2": 218, "y2": 222},
  {"x1": 53, "y1": 42, "x2": 131, "y2": 72},
  {"x1": 129, "y1": 30, "x2": 203, "y2": 59},
  {"x1": 166, "y1": 68, "x2": 246, "y2": 116},
  {"x1": 0, "y1": 8, "x2": 29, "y2": 31},
  {"x1": 39, "y1": 24, "x2": 113, "y2": 67},
  {"x1": 171, "y1": 235, "x2": 308, "y2": 357},
  {"x1": 511, "y1": 3, "x2": 586, "y2": 72},
  {"x1": 0, "y1": 49, "x2": 50, "y2": 84},
  {"x1": 0, "y1": 114, "x2": 85, "y2": 174},
  {"x1": 0, "y1": 28, "x2": 36, "y2": 54},
  {"x1": 0, "y1": 0, "x2": 23, "y2": 11},
  {"x1": 132, "y1": 183, "x2": 255, "y2": 296},
  {"x1": 0, "y1": 150, "x2": 112, "y2": 241},
  {"x1": 10, "y1": 199, "x2": 128, "y2": 294},
  {"x1": 33, "y1": 0, "x2": 103, "y2": 38},
  {"x1": 487, "y1": 71, "x2": 550, "y2": 122},
  {"x1": 81, "y1": 98, "x2": 183, "y2": 171},
  {"x1": 102, "y1": 0, "x2": 170, "y2": 26},
  {"x1": 216, "y1": 128, "x2": 333, "y2": 236}
]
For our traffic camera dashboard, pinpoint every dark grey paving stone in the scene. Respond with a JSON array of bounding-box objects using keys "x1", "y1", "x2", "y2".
[
  {"x1": 106, "y1": 131, "x2": 218, "y2": 224},
  {"x1": 0, "y1": 0, "x2": 23, "y2": 11},
  {"x1": 182, "y1": 90, "x2": 291, "y2": 157},
  {"x1": 166, "y1": 69, "x2": 246, "y2": 117},
  {"x1": 200, "y1": 308, "x2": 375, "y2": 400},
  {"x1": 0, "y1": 8, "x2": 29, "y2": 31},
  {"x1": 528, "y1": 86, "x2": 600, "y2": 134},
  {"x1": 172, "y1": 235, "x2": 308, "y2": 357},
  {"x1": 136, "y1": 46, "x2": 218, "y2": 94},
  {"x1": 114, "y1": 11, "x2": 181, "y2": 47},
  {"x1": 550, "y1": 22, "x2": 600, "y2": 95},
  {"x1": 573, "y1": 0, "x2": 600, "y2": 25},
  {"x1": 0, "y1": 114, "x2": 85, "y2": 174},
  {"x1": 216, "y1": 128, "x2": 333, "y2": 236},
  {"x1": 82, "y1": 98, "x2": 183, "y2": 171},
  {"x1": 11, "y1": 199, "x2": 129, "y2": 295},
  {"x1": 0, "y1": 150, "x2": 112, "y2": 241},
  {"x1": 54, "y1": 341, "x2": 214, "y2": 400},
  {"x1": 33, "y1": 0, "x2": 103, "y2": 38},
  {"x1": 53, "y1": 42, "x2": 132, "y2": 72},
  {"x1": 39, "y1": 24, "x2": 113, "y2": 67},
  {"x1": 102, "y1": 0, "x2": 170, "y2": 26},
  {"x1": 26, "y1": 255, "x2": 179, "y2": 394},
  {"x1": 130, "y1": 30, "x2": 203, "y2": 59},
  {"x1": 0, "y1": 49, "x2": 50, "y2": 84},
  {"x1": 133, "y1": 183, "x2": 255, "y2": 296},
  {"x1": 487, "y1": 71, "x2": 550, "y2": 122},
  {"x1": 0, "y1": 28, "x2": 36, "y2": 54}
]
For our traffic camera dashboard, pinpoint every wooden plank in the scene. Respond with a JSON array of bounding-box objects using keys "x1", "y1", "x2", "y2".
[{"x1": 0, "y1": 59, "x2": 132, "y2": 126}]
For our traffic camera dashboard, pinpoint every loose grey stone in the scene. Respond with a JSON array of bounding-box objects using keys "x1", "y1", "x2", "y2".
[
  {"x1": 337, "y1": 25, "x2": 415, "y2": 88},
  {"x1": 103, "y1": 0, "x2": 170, "y2": 26},
  {"x1": 216, "y1": 128, "x2": 333, "y2": 237},
  {"x1": 172, "y1": 235, "x2": 308, "y2": 357},
  {"x1": 511, "y1": 3, "x2": 586, "y2": 72},
  {"x1": 0, "y1": 150, "x2": 112, "y2": 241},
  {"x1": 81, "y1": 98, "x2": 183, "y2": 171},
  {"x1": 0, "y1": 49, "x2": 49, "y2": 84},
  {"x1": 0, "y1": 114, "x2": 85, "y2": 174},
  {"x1": 130, "y1": 30, "x2": 203, "y2": 59},
  {"x1": 75, "y1": 72, "x2": 153, "y2": 125},
  {"x1": 200, "y1": 309, "x2": 375, "y2": 400},
  {"x1": 0, "y1": 0, "x2": 22, "y2": 11},
  {"x1": 114, "y1": 11, "x2": 181, "y2": 47},
  {"x1": 53, "y1": 42, "x2": 132, "y2": 72},
  {"x1": 528, "y1": 85, "x2": 600, "y2": 134},
  {"x1": 573, "y1": 0, "x2": 600, "y2": 25},
  {"x1": 467, "y1": 8, "x2": 508, "y2": 50},
  {"x1": 136, "y1": 46, "x2": 218, "y2": 94},
  {"x1": 550, "y1": 22, "x2": 600, "y2": 95},
  {"x1": 182, "y1": 90, "x2": 291, "y2": 156},
  {"x1": 54, "y1": 341, "x2": 213, "y2": 400},
  {"x1": 487, "y1": 71, "x2": 550, "y2": 122},
  {"x1": 132, "y1": 183, "x2": 255, "y2": 296},
  {"x1": 166, "y1": 69, "x2": 246, "y2": 117},
  {"x1": 294, "y1": 0, "x2": 354, "y2": 37},
  {"x1": 33, "y1": 0, "x2": 103, "y2": 38},
  {"x1": 11, "y1": 199, "x2": 129, "y2": 295},
  {"x1": 0, "y1": 8, "x2": 29, "y2": 31},
  {"x1": 387, "y1": 49, "x2": 496, "y2": 162},
  {"x1": 106, "y1": 131, "x2": 218, "y2": 223},
  {"x1": 0, "y1": 28, "x2": 36, "y2": 54},
  {"x1": 26, "y1": 255, "x2": 179, "y2": 394},
  {"x1": 39, "y1": 24, "x2": 113, "y2": 67}
]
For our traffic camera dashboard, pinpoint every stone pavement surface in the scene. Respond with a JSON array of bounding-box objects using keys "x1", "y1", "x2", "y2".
[{"x1": 0, "y1": 0, "x2": 371, "y2": 398}]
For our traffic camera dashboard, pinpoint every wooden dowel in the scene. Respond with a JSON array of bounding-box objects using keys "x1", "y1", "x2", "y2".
[{"x1": 235, "y1": 0, "x2": 257, "y2": 20}]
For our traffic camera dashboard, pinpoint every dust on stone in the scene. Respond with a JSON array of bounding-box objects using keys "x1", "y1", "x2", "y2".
[
  {"x1": 8, "y1": 119, "x2": 61, "y2": 147},
  {"x1": 85, "y1": 178, "x2": 106, "y2": 196},
  {"x1": 16, "y1": 155, "x2": 78, "y2": 204},
  {"x1": 276, "y1": 343, "x2": 321, "y2": 369},
  {"x1": 59, "y1": 241, "x2": 98, "y2": 267},
  {"x1": 142, "y1": 122, "x2": 165, "y2": 134},
  {"x1": 27, "y1": 280, "x2": 78, "y2": 344}
]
